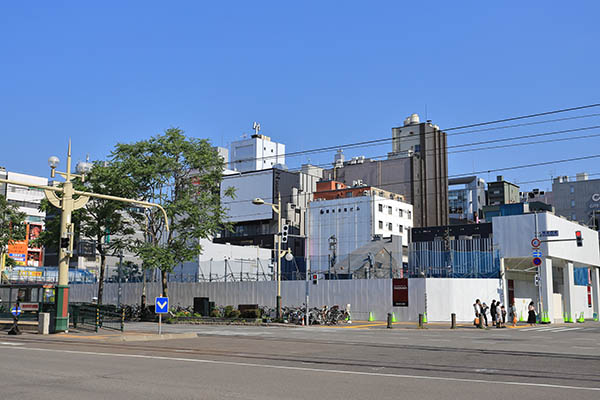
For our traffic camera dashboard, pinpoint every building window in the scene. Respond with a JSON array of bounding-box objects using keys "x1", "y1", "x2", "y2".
[
  {"x1": 350, "y1": 207, "x2": 353, "y2": 211},
  {"x1": 326, "y1": 210, "x2": 329, "y2": 214},
  {"x1": 570, "y1": 186, "x2": 575, "y2": 193},
  {"x1": 357, "y1": 206, "x2": 360, "y2": 211},
  {"x1": 388, "y1": 223, "x2": 392, "y2": 230},
  {"x1": 378, "y1": 204, "x2": 383, "y2": 212},
  {"x1": 399, "y1": 224, "x2": 403, "y2": 232},
  {"x1": 379, "y1": 221, "x2": 383, "y2": 229},
  {"x1": 344, "y1": 208, "x2": 347, "y2": 212},
  {"x1": 320, "y1": 210, "x2": 324, "y2": 214},
  {"x1": 388, "y1": 207, "x2": 392, "y2": 215},
  {"x1": 407, "y1": 211, "x2": 412, "y2": 219},
  {"x1": 332, "y1": 209, "x2": 335, "y2": 213},
  {"x1": 346, "y1": 192, "x2": 353, "y2": 198},
  {"x1": 399, "y1": 209, "x2": 403, "y2": 217},
  {"x1": 339, "y1": 209, "x2": 342, "y2": 213},
  {"x1": 571, "y1": 213, "x2": 577, "y2": 220},
  {"x1": 571, "y1": 200, "x2": 576, "y2": 207}
]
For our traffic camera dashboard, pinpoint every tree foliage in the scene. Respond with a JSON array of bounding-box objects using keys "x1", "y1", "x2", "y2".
[
  {"x1": 112, "y1": 128, "x2": 234, "y2": 297},
  {"x1": 37, "y1": 161, "x2": 142, "y2": 303}
]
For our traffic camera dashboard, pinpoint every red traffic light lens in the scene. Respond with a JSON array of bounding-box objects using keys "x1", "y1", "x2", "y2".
[{"x1": 576, "y1": 231, "x2": 582, "y2": 238}]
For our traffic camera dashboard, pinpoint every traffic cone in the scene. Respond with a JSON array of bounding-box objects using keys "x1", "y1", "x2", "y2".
[
  {"x1": 577, "y1": 312, "x2": 585, "y2": 323},
  {"x1": 519, "y1": 312, "x2": 524, "y2": 322},
  {"x1": 566, "y1": 312, "x2": 574, "y2": 323},
  {"x1": 391, "y1": 312, "x2": 397, "y2": 323},
  {"x1": 423, "y1": 312, "x2": 428, "y2": 323},
  {"x1": 368, "y1": 312, "x2": 375, "y2": 322}
]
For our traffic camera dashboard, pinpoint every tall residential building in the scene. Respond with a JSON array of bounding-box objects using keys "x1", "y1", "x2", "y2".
[
  {"x1": 487, "y1": 175, "x2": 519, "y2": 205},
  {"x1": 448, "y1": 176, "x2": 486, "y2": 223},
  {"x1": 308, "y1": 181, "x2": 413, "y2": 272},
  {"x1": 552, "y1": 173, "x2": 600, "y2": 227},
  {"x1": 229, "y1": 134, "x2": 285, "y2": 173},
  {"x1": 323, "y1": 114, "x2": 448, "y2": 227}
]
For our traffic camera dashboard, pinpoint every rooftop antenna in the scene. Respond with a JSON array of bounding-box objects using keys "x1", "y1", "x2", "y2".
[{"x1": 253, "y1": 121, "x2": 261, "y2": 135}]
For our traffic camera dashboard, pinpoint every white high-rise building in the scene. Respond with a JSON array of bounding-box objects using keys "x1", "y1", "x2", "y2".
[{"x1": 229, "y1": 134, "x2": 285, "y2": 172}]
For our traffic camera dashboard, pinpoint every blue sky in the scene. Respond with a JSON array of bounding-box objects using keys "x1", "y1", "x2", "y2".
[{"x1": 1, "y1": 1, "x2": 599, "y2": 192}]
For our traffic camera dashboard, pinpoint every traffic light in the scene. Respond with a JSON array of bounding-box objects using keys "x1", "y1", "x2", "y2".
[
  {"x1": 281, "y1": 224, "x2": 289, "y2": 244},
  {"x1": 312, "y1": 273, "x2": 318, "y2": 285},
  {"x1": 60, "y1": 237, "x2": 70, "y2": 249},
  {"x1": 575, "y1": 230, "x2": 583, "y2": 247}
]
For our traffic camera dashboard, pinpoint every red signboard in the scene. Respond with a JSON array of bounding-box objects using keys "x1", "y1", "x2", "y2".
[{"x1": 392, "y1": 278, "x2": 409, "y2": 307}]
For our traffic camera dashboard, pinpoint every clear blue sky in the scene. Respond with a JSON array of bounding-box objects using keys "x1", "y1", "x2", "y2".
[{"x1": 2, "y1": 1, "x2": 600, "y2": 192}]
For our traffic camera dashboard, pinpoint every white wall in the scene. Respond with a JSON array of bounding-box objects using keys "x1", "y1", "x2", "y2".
[
  {"x1": 70, "y1": 277, "x2": 502, "y2": 322},
  {"x1": 424, "y1": 278, "x2": 503, "y2": 322}
]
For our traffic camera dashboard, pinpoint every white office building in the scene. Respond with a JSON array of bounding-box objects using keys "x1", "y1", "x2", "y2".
[
  {"x1": 229, "y1": 134, "x2": 285, "y2": 172},
  {"x1": 308, "y1": 193, "x2": 413, "y2": 270}
]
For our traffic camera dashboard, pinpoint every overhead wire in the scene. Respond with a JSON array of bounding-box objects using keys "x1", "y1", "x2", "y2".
[{"x1": 224, "y1": 104, "x2": 600, "y2": 167}]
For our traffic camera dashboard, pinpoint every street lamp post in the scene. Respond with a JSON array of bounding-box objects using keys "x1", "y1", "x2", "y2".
[
  {"x1": 0, "y1": 140, "x2": 169, "y2": 333},
  {"x1": 252, "y1": 194, "x2": 292, "y2": 319}
]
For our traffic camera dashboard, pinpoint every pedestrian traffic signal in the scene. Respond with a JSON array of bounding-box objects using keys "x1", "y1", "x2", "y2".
[
  {"x1": 575, "y1": 230, "x2": 583, "y2": 247},
  {"x1": 312, "y1": 273, "x2": 318, "y2": 285},
  {"x1": 281, "y1": 224, "x2": 289, "y2": 244},
  {"x1": 60, "y1": 237, "x2": 70, "y2": 249}
]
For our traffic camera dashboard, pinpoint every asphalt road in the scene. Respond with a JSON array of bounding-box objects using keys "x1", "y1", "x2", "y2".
[{"x1": 1, "y1": 323, "x2": 599, "y2": 400}]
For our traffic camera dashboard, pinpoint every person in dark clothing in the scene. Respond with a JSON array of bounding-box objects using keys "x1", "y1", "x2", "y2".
[
  {"x1": 490, "y1": 300, "x2": 497, "y2": 327},
  {"x1": 527, "y1": 301, "x2": 537, "y2": 326},
  {"x1": 481, "y1": 302, "x2": 489, "y2": 327}
]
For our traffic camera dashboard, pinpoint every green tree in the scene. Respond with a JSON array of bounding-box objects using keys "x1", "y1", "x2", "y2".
[
  {"x1": 0, "y1": 195, "x2": 27, "y2": 274},
  {"x1": 37, "y1": 161, "x2": 141, "y2": 304},
  {"x1": 113, "y1": 128, "x2": 233, "y2": 297}
]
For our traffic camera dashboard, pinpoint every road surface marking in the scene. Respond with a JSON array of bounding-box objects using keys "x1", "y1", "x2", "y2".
[
  {"x1": 0, "y1": 342, "x2": 24, "y2": 346},
  {"x1": 2, "y1": 345, "x2": 600, "y2": 392}
]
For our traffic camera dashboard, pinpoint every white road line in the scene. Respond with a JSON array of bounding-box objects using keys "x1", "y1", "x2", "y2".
[
  {"x1": 1, "y1": 345, "x2": 600, "y2": 393},
  {"x1": 550, "y1": 328, "x2": 581, "y2": 333},
  {"x1": 0, "y1": 342, "x2": 24, "y2": 346}
]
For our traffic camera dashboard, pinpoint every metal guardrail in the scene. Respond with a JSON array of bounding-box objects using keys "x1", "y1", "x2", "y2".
[{"x1": 71, "y1": 304, "x2": 125, "y2": 332}]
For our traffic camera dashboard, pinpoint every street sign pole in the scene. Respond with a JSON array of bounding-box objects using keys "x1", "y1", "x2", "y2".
[{"x1": 155, "y1": 296, "x2": 168, "y2": 335}]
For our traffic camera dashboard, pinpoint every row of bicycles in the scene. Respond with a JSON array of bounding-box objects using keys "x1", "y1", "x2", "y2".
[{"x1": 261, "y1": 305, "x2": 351, "y2": 325}]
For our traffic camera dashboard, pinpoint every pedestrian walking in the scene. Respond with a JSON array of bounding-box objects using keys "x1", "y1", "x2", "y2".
[
  {"x1": 527, "y1": 301, "x2": 537, "y2": 326},
  {"x1": 473, "y1": 299, "x2": 482, "y2": 327},
  {"x1": 509, "y1": 302, "x2": 517, "y2": 327},
  {"x1": 490, "y1": 300, "x2": 497, "y2": 327},
  {"x1": 481, "y1": 302, "x2": 489, "y2": 327}
]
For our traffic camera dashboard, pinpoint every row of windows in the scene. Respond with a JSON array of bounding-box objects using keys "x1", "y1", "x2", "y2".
[
  {"x1": 319, "y1": 206, "x2": 361, "y2": 214},
  {"x1": 378, "y1": 203, "x2": 411, "y2": 218},
  {"x1": 378, "y1": 221, "x2": 409, "y2": 232}
]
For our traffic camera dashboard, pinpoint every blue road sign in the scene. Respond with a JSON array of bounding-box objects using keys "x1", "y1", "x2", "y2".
[
  {"x1": 532, "y1": 250, "x2": 542, "y2": 258},
  {"x1": 532, "y1": 257, "x2": 542, "y2": 266},
  {"x1": 11, "y1": 307, "x2": 21, "y2": 317},
  {"x1": 155, "y1": 297, "x2": 169, "y2": 314}
]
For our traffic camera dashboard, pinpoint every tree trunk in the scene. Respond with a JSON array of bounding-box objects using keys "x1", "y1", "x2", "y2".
[
  {"x1": 97, "y1": 252, "x2": 106, "y2": 304},
  {"x1": 161, "y1": 269, "x2": 168, "y2": 298}
]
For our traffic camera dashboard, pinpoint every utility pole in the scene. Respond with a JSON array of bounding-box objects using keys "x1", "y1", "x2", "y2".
[{"x1": 117, "y1": 249, "x2": 123, "y2": 309}]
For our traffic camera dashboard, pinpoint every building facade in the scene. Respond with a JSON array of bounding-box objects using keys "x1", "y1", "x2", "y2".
[
  {"x1": 308, "y1": 184, "x2": 413, "y2": 272},
  {"x1": 228, "y1": 134, "x2": 285, "y2": 173},
  {"x1": 487, "y1": 175, "x2": 519, "y2": 205},
  {"x1": 323, "y1": 114, "x2": 448, "y2": 227},
  {"x1": 1, "y1": 169, "x2": 48, "y2": 267},
  {"x1": 448, "y1": 176, "x2": 486, "y2": 223},
  {"x1": 552, "y1": 173, "x2": 600, "y2": 228}
]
